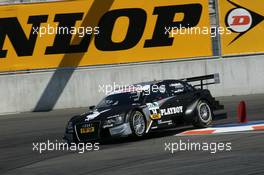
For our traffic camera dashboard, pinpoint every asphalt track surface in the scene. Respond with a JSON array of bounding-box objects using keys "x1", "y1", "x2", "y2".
[{"x1": 0, "y1": 94, "x2": 264, "y2": 175}]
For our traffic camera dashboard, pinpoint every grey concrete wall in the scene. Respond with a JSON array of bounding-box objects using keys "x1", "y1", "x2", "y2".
[{"x1": 0, "y1": 55, "x2": 264, "y2": 114}]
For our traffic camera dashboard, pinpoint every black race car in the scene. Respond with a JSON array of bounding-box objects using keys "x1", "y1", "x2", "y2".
[{"x1": 64, "y1": 74, "x2": 226, "y2": 143}]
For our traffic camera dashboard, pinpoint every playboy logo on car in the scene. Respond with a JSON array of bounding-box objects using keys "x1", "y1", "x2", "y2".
[
  {"x1": 160, "y1": 106, "x2": 183, "y2": 116},
  {"x1": 147, "y1": 102, "x2": 183, "y2": 119}
]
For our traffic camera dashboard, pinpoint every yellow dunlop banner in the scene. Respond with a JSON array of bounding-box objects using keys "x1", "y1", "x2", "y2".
[
  {"x1": 0, "y1": 0, "x2": 212, "y2": 71},
  {"x1": 219, "y1": 0, "x2": 264, "y2": 55}
]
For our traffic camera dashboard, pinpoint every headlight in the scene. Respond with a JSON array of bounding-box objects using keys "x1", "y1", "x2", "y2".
[{"x1": 103, "y1": 114, "x2": 125, "y2": 128}]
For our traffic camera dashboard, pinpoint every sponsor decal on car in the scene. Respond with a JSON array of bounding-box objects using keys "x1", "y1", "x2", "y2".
[
  {"x1": 147, "y1": 102, "x2": 183, "y2": 118},
  {"x1": 147, "y1": 102, "x2": 161, "y2": 120},
  {"x1": 158, "y1": 120, "x2": 173, "y2": 125},
  {"x1": 85, "y1": 109, "x2": 110, "y2": 121},
  {"x1": 160, "y1": 106, "x2": 183, "y2": 116}
]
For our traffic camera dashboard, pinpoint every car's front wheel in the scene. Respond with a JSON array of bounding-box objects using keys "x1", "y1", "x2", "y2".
[
  {"x1": 129, "y1": 111, "x2": 146, "y2": 137},
  {"x1": 193, "y1": 100, "x2": 212, "y2": 128}
]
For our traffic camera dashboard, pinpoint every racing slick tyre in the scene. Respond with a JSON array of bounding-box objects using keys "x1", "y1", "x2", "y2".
[
  {"x1": 193, "y1": 100, "x2": 212, "y2": 128},
  {"x1": 129, "y1": 110, "x2": 146, "y2": 137}
]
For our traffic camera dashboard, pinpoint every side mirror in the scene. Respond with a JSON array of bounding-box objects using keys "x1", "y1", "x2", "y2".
[{"x1": 89, "y1": 105, "x2": 95, "y2": 110}]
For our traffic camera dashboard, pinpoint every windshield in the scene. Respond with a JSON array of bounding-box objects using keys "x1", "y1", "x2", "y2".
[{"x1": 96, "y1": 92, "x2": 141, "y2": 108}]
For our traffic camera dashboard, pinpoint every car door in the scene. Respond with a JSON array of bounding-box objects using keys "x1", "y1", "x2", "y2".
[
  {"x1": 162, "y1": 80, "x2": 195, "y2": 123},
  {"x1": 143, "y1": 83, "x2": 173, "y2": 128}
]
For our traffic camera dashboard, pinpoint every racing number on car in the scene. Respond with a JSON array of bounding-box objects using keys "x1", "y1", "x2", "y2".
[{"x1": 146, "y1": 102, "x2": 161, "y2": 120}]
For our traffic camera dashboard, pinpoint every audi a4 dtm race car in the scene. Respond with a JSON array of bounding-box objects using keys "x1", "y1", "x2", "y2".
[{"x1": 64, "y1": 74, "x2": 226, "y2": 143}]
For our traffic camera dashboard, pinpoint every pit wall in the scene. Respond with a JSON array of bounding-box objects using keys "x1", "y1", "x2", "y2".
[{"x1": 0, "y1": 54, "x2": 264, "y2": 114}]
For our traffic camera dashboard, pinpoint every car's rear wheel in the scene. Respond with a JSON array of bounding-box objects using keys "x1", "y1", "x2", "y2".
[
  {"x1": 129, "y1": 111, "x2": 146, "y2": 137},
  {"x1": 193, "y1": 100, "x2": 212, "y2": 128}
]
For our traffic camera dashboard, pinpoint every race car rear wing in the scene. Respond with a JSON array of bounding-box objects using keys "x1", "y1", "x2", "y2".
[{"x1": 181, "y1": 73, "x2": 220, "y2": 89}]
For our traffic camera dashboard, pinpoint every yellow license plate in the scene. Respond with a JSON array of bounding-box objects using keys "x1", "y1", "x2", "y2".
[{"x1": 80, "y1": 127, "x2": 94, "y2": 134}]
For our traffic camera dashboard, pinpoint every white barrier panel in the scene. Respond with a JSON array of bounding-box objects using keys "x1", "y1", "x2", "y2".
[{"x1": 0, "y1": 55, "x2": 264, "y2": 114}]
